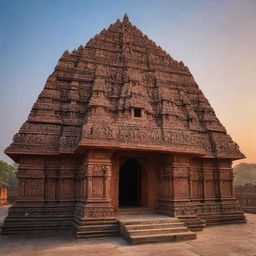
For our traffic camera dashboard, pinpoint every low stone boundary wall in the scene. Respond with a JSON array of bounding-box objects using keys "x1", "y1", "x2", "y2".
[{"x1": 235, "y1": 184, "x2": 256, "y2": 213}]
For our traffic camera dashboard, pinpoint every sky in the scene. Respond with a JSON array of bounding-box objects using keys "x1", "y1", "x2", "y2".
[{"x1": 0, "y1": 0, "x2": 255, "y2": 165}]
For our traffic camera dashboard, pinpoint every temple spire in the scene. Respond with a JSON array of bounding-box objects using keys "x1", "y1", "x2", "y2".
[{"x1": 123, "y1": 13, "x2": 129, "y2": 23}]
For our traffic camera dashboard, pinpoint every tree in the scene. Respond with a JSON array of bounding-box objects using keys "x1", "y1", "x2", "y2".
[
  {"x1": 233, "y1": 163, "x2": 256, "y2": 185},
  {"x1": 0, "y1": 160, "x2": 18, "y2": 188}
]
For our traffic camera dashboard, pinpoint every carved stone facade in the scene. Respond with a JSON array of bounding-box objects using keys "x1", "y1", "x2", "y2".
[
  {"x1": 235, "y1": 184, "x2": 256, "y2": 213},
  {"x1": 7, "y1": 187, "x2": 18, "y2": 203},
  {"x1": 2, "y1": 15, "x2": 246, "y2": 236}
]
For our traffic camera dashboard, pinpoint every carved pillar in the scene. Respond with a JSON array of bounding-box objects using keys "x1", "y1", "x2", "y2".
[
  {"x1": 217, "y1": 159, "x2": 234, "y2": 199},
  {"x1": 158, "y1": 154, "x2": 198, "y2": 217},
  {"x1": 172, "y1": 154, "x2": 190, "y2": 200},
  {"x1": 158, "y1": 154, "x2": 173, "y2": 214},
  {"x1": 202, "y1": 159, "x2": 216, "y2": 202},
  {"x1": 74, "y1": 149, "x2": 115, "y2": 224},
  {"x1": 190, "y1": 158, "x2": 204, "y2": 201}
]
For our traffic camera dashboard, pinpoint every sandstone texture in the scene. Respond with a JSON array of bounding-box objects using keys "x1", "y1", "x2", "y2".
[{"x1": 2, "y1": 15, "x2": 246, "y2": 238}]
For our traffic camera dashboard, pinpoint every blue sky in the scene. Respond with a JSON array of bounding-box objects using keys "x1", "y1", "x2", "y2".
[{"x1": 0, "y1": 0, "x2": 255, "y2": 164}]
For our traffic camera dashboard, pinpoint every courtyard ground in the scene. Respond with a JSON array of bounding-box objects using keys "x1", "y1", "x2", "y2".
[{"x1": 1, "y1": 205, "x2": 256, "y2": 256}]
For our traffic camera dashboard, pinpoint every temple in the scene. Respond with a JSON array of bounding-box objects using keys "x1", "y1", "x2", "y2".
[{"x1": 2, "y1": 15, "x2": 246, "y2": 241}]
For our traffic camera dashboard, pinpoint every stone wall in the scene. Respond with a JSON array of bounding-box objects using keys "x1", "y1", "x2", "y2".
[
  {"x1": 235, "y1": 184, "x2": 256, "y2": 213},
  {"x1": 7, "y1": 188, "x2": 18, "y2": 203}
]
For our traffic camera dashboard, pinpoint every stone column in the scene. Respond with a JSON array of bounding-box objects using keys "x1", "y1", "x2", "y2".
[
  {"x1": 74, "y1": 149, "x2": 115, "y2": 224},
  {"x1": 158, "y1": 154, "x2": 173, "y2": 214},
  {"x1": 158, "y1": 154, "x2": 198, "y2": 217},
  {"x1": 217, "y1": 159, "x2": 234, "y2": 199},
  {"x1": 171, "y1": 154, "x2": 198, "y2": 217},
  {"x1": 202, "y1": 159, "x2": 216, "y2": 202}
]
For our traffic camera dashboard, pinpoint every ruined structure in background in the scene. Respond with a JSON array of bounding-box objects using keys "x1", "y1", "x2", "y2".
[
  {"x1": 0, "y1": 188, "x2": 8, "y2": 206},
  {"x1": 2, "y1": 15, "x2": 246, "y2": 239},
  {"x1": 235, "y1": 184, "x2": 256, "y2": 213}
]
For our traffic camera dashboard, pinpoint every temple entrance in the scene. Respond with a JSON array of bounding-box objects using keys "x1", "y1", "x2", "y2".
[{"x1": 119, "y1": 159, "x2": 141, "y2": 207}]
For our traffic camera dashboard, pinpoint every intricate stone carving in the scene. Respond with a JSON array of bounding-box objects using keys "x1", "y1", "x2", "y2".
[{"x1": 2, "y1": 15, "x2": 246, "y2": 237}]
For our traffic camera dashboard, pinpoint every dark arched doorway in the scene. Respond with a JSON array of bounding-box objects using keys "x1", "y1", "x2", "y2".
[{"x1": 119, "y1": 159, "x2": 141, "y2": 207}]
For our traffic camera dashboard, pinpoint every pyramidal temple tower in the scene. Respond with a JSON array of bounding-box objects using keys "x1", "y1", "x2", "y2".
[{"x1": 3, "y1": 15, "x2": 246, "y2": 240}]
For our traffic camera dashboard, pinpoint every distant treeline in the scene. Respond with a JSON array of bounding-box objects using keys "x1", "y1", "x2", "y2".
[
  {"x1": 0, "y1": 160, "x2": 18, "y2": 188},
  {"x1": 234, "y1": 163, "x2": 256, "y2": 185}
]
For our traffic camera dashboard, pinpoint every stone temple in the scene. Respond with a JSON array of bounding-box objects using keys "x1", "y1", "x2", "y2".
[{"x1": 2, "y1": 15, "x2": 246, "y2": 242}]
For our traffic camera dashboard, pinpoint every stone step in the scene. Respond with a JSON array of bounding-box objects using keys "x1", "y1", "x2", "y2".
[
  {"x1": 121, "y1": 218, "x2": 181, "y2": 226},
  {"x1": 205, "y1": 218, "x2": 247, "y2": 225},
  {"x1": 203, "y1": 216, "x2": 245, "y2": 221},
  {"x1": 119, "y1": 217, "x2": 197, "y2": 244},
  {"x1": 126, "y1": 222, "x2": 185, "y2": 230},
  {"x1": 128, "y1": 227, "x2": 189, "y2": 236},
  {"x1": 2, "y1": 221, "x2": 71, "y2": 228},
  {"x1": 75, "y1": 224, "x2": 118, "y2": 232},
  {"x1": 200, "y1": 213, "x2": 247, "y2": 226},
  {"x1": 1, "y1": 225, "x2": 69, "y2": 234},
  {"x1": 186, "y1": 224, "x2": 206, "y2": 232},
  {"x1": 202, "y1": 213, "x2": 243, "y2": 217},
  {"x1": 130, "y1": 231, "x2": 196, "y2": 244},
  {"x1": 76, "y1": 229, "x2": 119, "y2": 239},
  {"x1": 73, "y1": 222, "x2": 120, "y2": 239},
  {"x1": 201, "y1": 214, "x2": 246, "y2": 220},
  {"x1": 178, "y1": 217, "x2": 206, "y2": 232},
  {"x1": 1, "y1": 216, "x2": 71, "y2": 234},
  {"x1": 241, "y1": 208, "x2": 256, "y2": 214},
  {"x1": 76, "y1": 232, "x2": 119, "y2": 239}
]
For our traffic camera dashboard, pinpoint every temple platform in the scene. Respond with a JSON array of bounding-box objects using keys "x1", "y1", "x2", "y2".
[{"x1": 0, "y1": 205, "x2": 254, "y2": 256}]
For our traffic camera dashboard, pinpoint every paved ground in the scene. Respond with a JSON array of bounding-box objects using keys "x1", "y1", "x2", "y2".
[{"x1": 1, "y1": 205, "x2": 256, "y2": 256}]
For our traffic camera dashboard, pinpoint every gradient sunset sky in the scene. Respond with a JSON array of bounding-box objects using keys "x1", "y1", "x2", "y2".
[{"x1": 0, "y1": 0, "x2": 255, "y2": 165}]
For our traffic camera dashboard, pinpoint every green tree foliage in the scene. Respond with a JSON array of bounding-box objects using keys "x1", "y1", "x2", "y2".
[
  {"x1": 0, "y1": 160, "x2": 18, "y2": 188},
  {"x1": 233, "y1": 163, "x2": 256, "y2": 185}
]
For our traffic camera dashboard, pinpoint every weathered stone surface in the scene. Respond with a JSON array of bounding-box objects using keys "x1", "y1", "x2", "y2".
[
  {"x1": 7, "y1": 187, "x2": 18, "y2": 203},
  {"x1": 5, "y1": 15, "x2": 243, "y2": 159},
  {"x1": 2, "y1": 15, "x2": 246, "y2": 238},
  {"x1": 118, "y1": 215, "x2": 196, "y2": 244},
  {"x1": 235, "y1": 183, "x2": 256, "y2": 213}
]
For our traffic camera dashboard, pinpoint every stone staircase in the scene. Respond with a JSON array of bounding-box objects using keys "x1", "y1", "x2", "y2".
[
  {"x1": 178, "y1": 216, "x2": 206, "y2": 232},
  {"x1": 1, "y1": 216, "x2": 72, "y2": 235},
  {"x1": 74, "y1": 222, "x2": 120, "y2": 238},
  {"x1": 119, "y1": 218, "x2": 196, "y2": 244},
  {"x1": 201, "y1": 212, "x2": 247, "y2": 226}
]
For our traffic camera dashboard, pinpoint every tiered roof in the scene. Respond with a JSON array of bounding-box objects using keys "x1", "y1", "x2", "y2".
[{"x1": 6, "y1": 15, "x2": 244, "y2": 160}]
